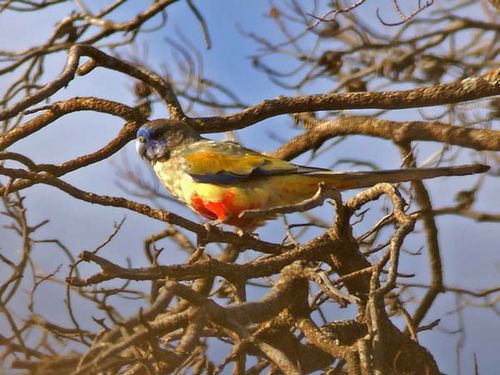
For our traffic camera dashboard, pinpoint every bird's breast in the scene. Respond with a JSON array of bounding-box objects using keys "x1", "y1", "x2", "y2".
[{"x1": 152, "y1": 159, "x2": 190, "y2": 200}]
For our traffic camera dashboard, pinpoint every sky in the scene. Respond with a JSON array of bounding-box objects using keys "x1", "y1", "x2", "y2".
[{"x1": 0, "y1": 1, "x2": 498, "y2": 374}]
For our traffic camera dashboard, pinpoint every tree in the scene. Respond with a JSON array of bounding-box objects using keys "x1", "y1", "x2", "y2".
[{"x1": 0, "y1": 1, "x2": 499, "y2": 374}]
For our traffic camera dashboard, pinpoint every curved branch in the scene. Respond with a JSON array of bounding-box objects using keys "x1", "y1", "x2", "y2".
[
  {"x1": 190, "y1": 69, "x2": 500, "y2": 132},
  {"x1": 397, "y1": 143, "x2": 443, "y2": 327},
  {"x1": 273, "y1": 116, "x2": 500, "y2": 160},
  {"x1": 0, "y1": 97, "x2": 144, "y2": 151},
  {"x1": 0, "y1": 47, "x2": 80, "y2": 121},
  {"x1": 0, "y1": 44, "x2": 184, "y2": 122}
]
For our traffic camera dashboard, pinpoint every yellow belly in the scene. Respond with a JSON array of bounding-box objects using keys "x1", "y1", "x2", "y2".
[{"x1": 154, "y1": 161, "x2": 323, "y2": 227}]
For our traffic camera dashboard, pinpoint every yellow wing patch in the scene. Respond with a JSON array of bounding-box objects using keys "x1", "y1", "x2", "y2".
[{"x1": 184, "y1": 150, "x2": 295, "y2": 176}]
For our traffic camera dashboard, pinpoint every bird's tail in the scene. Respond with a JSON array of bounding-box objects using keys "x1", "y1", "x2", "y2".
[{"x1": 315, "y1": 164, "x2": 489, "y2": 190}]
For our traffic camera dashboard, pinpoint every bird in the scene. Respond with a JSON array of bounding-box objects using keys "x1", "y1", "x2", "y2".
[{"x1": 136, "y1": 119, "x2": 489, "y2": 230}]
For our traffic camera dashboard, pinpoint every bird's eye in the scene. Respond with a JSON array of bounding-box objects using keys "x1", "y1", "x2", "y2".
[{"x1": 137, "y1": 136, "x2": 146, "y2": 143}]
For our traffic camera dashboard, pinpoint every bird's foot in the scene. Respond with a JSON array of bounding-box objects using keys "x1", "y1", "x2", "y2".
[
  {"x1": 236, "y1": 228, "x2": 260, "y2": 240},
  {"x1": 198, "y1": 220, "x2": 223, "y2": 247},
  {"x1": 203, "y1": 220, "x2": 224, "y2": 232}
]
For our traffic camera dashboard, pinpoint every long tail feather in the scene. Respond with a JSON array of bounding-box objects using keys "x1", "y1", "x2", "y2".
[{"x1": 318, "y1": 164, "x2": 489, "y2": 190}]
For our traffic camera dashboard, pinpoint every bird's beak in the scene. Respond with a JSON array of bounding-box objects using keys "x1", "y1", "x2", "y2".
[{"x1": 136, "y1": 136, "x2": 148, "y2": 161}]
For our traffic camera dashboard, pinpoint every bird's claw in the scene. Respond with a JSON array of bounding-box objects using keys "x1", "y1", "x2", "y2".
[
  {"x1": 236, "y1": 228, "x2": 260, "y2": 240},
  {"x1": 198, "y1": 220, "x2": 224, "y2": 247},
  {"x1": 202, "y1": 220, "x2": 260, "y2": 240},
  {"x1": 203, "y1": 220, "x2": 224, "y2": 232}
]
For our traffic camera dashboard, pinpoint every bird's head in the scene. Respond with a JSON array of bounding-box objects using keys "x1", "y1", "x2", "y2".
[{"x1": 136, "y1": 119, "x2": 202, "y2": 162}]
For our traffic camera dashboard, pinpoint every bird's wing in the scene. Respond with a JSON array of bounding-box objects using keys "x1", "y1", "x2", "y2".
[{"x1": 180, "y1": 141, "x2": 328, "y2": 184}]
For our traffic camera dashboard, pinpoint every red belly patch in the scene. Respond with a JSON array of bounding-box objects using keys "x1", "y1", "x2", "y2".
[
  {"x1": 190, "y1": 196, "x2": 218, "y2": 220},
  {"x1": 190, "y1": 191, "x2": 239, "y2": 221},
  {"x1": 190, "y1": 191, "x2": 261, "y2": 228}
]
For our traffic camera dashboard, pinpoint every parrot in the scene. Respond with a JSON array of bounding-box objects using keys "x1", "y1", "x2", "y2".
[{"x1": 136, "y1": 119, "x2": 489, "y2": 230}]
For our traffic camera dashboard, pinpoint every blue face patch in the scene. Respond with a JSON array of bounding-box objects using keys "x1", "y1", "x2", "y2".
[
  {"x1": 136, "y1": 126, "x2": 169, "y2": 161},
  {"x1": 137, "y1": 126, "x2": 152, "y2": 140}
]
